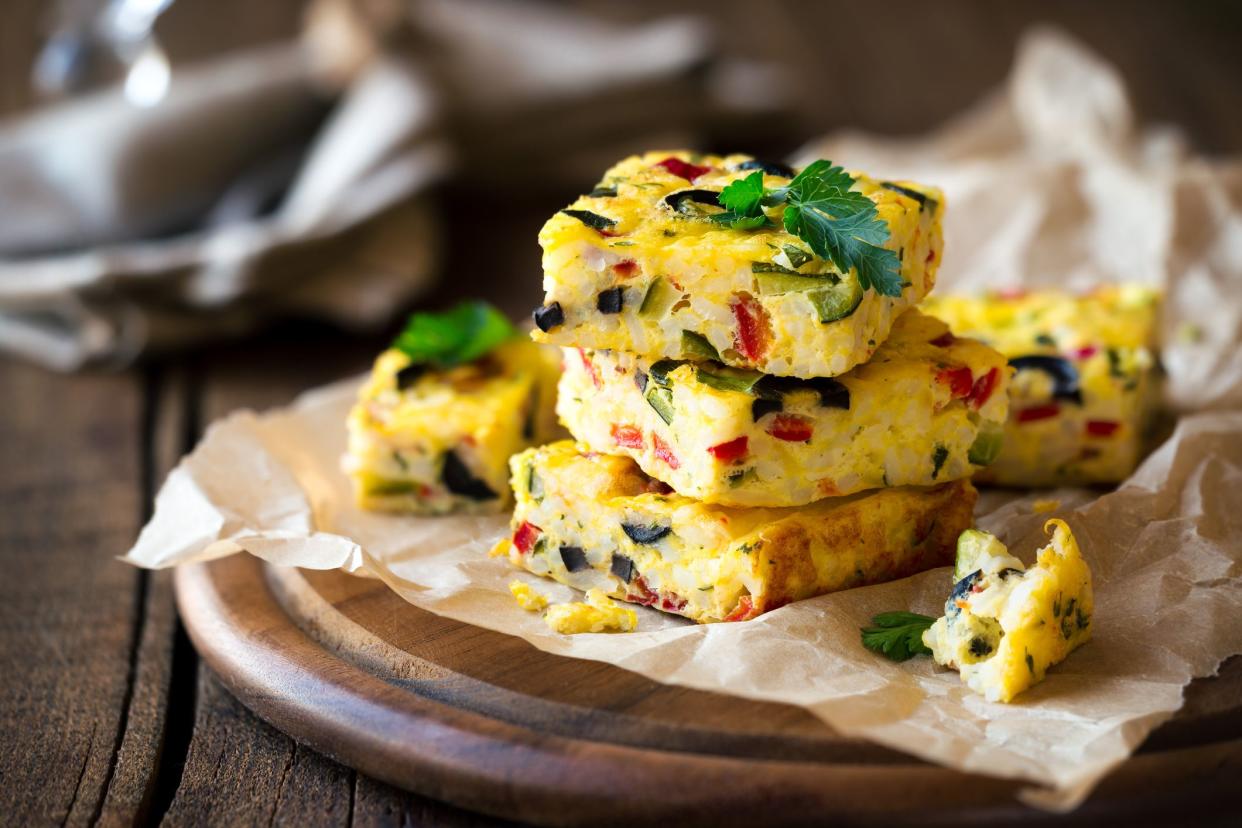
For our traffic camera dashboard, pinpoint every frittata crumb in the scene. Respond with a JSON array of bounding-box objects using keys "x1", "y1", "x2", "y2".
[
  {"x1": 509, "y1": 580, "x2": 549, "y2": 612},
  {"x1": 544, "y1": 588, "x2": 638, "y2": 634}
]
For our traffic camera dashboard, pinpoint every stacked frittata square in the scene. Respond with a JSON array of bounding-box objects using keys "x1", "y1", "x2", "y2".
[{"x1": 504, "y1": 151, "x2": 1012, "y2": 623}]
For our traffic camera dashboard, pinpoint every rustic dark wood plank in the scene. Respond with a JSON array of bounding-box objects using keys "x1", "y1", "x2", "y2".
[
  {"x1": 0, "y1": 359, "x2": 148, "y2": 825},
  {"x1": 352, "y1": 775, "x2": 522, "y2": 828},
  {"x1": 157, "y1": 667, "x2": 355, "y2": 827}
]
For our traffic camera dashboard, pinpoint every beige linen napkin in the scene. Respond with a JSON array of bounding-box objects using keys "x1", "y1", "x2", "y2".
[{"x1": 0, "y1": 0, "x2": 783, "y2": 370}]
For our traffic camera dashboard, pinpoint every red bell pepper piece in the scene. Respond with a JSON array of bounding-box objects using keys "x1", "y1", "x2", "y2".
[
  {"x1": 724, "y1": 595, "x2": 754, "y2": 622},
  {"x1": 936, "y1": 366, "x2": 973, "y2": 398},
  {"x1": 655, "y1": 156, "x2": 712, "y2": 182},
  {"x1": 577, "y1": 347, "x2": 600, "y2": 388},
  {"x1": 1017, "y1": 404, "x2": 1061, "y2": 422},
  {"x1": 610, "y1": 424, "x2": 644, "y2": 449},
  {"x1": 767, "y1": 414, "x2": 814, "y2": 442},
  {"x1": 929, "y1": 332, "x2": 956, "y2": 348},
  {"x1": 707, "y1": 436, "x2": 749, "y2": 462},
  {"x1": 613, "y1": 259, "x2": 639, "y2": 279},
  {"x1": 1086, "y1": 420, "x2": 1120, "y2": 437},
  {"x1": 512, "y1": 521, "x2": 541, "y2": 555},
  {"x1": 652, "y1": 433, "x2": 680, "y2": 469},
  {"x1": 967, "y1": 366, "x2": 1000, "y2": 409},
  {"x1": 731, "y1": 295, "x2": 772, "y2": 363}
]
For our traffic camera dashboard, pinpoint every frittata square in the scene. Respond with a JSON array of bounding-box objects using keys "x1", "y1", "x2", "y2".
[
  {"x1": 923, "y1": 285, "x2": 1158, "y2": 486},
  {"x1": 503, "y1": 441, "x2": 976, "y2": 624},
  {"x1": 533, "y1": 151, "x2": 944, "y2": 379},
  {"x1": 345, "y1": 339, "x2": 562, "y2": 514},
  {"x1": 557, "y1": 310, "x2": 1009, "y2": 507}
]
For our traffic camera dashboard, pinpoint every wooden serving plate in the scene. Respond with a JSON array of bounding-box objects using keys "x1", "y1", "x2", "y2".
[{"x1": 175, "y1": 556, "x2": 1242, "y2": 826}]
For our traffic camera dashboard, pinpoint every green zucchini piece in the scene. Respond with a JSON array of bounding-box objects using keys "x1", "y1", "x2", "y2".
[
  {"x1": 807, "y1": 280, "x2": 864, "y2": 323},
  {"x1": 755, "y1": 271, "x2": 835, "y2": 295},
  {"x1": 364, "y1": 479, "x2": 417, "y2": 496},
  {"x1": 967, "y1": 424, "x2": 1005, "y2": 466},
  {"x1": 648, "y1": 359, "x2": 682, "y2": 388},
  {"x1": 645, "y1": 387, "x2": 675, "y2": 424},
  {"x1": 751, "y1": 261, "x2": 800, "y2": 275},
  {"x1": 680, "y1": 330, "x2": 720, "y2": 361},
  {"x1": 954, "y1": 529, "x2": 1010, "y2": 582},
  {"x1": 695, "y1": 365, "x2": 765, "y2": 394},
  {"x1": 782, "y1": 244, "x2": 813, "y2": 268},
  {"x1": 639, "y1": 276, "x2": 677, "y2": 318}
]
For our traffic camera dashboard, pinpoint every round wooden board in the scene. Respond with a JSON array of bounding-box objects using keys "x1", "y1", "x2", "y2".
[{"x1": 175, "y1": 556, "x2": 1242, "y2": 826}]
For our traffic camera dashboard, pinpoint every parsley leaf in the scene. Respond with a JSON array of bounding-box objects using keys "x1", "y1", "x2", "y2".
[
  {"x1": 860, "y1": 611, "x2": 936, "y2": 661},
  {"x1": 709, "y1": 171, "x2": 773, "y2": 230},
  {"x1": 783, "y1": 160, "x2": 904, "y2": 297},
  {"x1": 719, "y1": 170, "x2": 765, "y2": 216},
  {"x1": 392, "y1": 301, "x2": 517, "y2": 368}
]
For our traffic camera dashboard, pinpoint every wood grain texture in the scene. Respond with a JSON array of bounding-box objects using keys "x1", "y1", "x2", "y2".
[
  {"x1": 175, "y1": 554, "x2": 1242, "y2": 827},
  {"x1": 0, "y1": 359, "x2": 150, "y2": 825}
]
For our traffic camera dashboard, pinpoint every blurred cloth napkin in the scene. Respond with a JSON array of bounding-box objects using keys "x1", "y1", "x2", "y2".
[{"x1": 0, "y1": 0, "x2": 790, "y2": 370}]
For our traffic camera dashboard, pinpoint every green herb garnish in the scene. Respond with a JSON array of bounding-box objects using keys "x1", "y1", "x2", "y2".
[
  {"x1": 710, "y1": 161, "x2": 903, "y2": 298},
  {"x1": 710, "y1": 171, "x2": 772, "y2": 229},
  {"x1": 783, "y1": 161, "x2": 902, "y2": 297},
  {"x1": 392, "y1": 301, "x2": 516, "y2": 368},
  {"x1": 861, "y1": 612, "x2": 936, "y2": 662},
  {"x1": 931, "y1": 444, "x2": 949, "y2": 478}
]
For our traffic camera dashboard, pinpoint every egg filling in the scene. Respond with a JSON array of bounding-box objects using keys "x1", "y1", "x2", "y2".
[
  {"x1": 924, "y1": 285, "x2": 1158, "y2": 486},
  {"x1": 507, "y1": 441, "x2": 976, "y2": 623},
  {"x1": 558, "y1": 310, "x2": 1010, "y2": 507},
  {"x1": 534, "y1": 151, "x2": 944, "y2": 379},
  {"x1": 345, "y1": 339, "x2": 562, "y2": 514},
  {"x1": 923, "y1": 520, "x2": 1093, "y2": 703}
]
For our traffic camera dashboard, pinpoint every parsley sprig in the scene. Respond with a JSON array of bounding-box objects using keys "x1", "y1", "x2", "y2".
[
  {"x1": 711, "y1": 161, "x2": 904, "y2": 297},
  {"x1": 392, "y1": 301, "x2": 517, "y2": 368},
  {"x1": 860, "y1": 611, "x2": 936, "y2": 662}
]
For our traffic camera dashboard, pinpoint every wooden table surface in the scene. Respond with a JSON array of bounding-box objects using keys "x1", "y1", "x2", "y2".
[{"x1": 2, "y1": 2, "x2": 1240, "y2": 825}]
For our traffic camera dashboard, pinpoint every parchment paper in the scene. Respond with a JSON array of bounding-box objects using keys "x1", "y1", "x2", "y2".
[{"x1": 125, "y1": 29, "x2": 1242, "y2": 810}]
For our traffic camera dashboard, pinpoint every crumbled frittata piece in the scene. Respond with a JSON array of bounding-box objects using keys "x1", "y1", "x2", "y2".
[
  {"x1": 544, "y1": 588, "x2": 638, "y2": 634},
  {"x1": 507, "y1": 441, "x2": 976, "y2": 623},
  {"x1": 923, "y1": 285, "x2": 1158, "y2": 486},
  {"x1": 509, "y1": 580, "x2": 549, "y2": 612},
  {"x1": 344, "y1": 338, "x2": 562, "y2": 514},
  {"x1": 533, "y1": 151, "x2": 944, "y2": 379},
  {"x1": 558, "y1": 309, "x2": 1009, "y2": 507},
  {"x1": 923, "y1": 520, "x2": 1093, "y2": 703}
]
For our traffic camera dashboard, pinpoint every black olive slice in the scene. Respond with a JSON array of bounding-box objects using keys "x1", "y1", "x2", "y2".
[
  {"x1": 610, "y1": 554, "x2": 636, "y2": 583},
  {"x1": 561, "y1": 209, "x2": 616, "y2": 230},
  {"x1": 751, "y1": 398, "x2": 782, "y2": 421},
  {"x1": 597, "y1": 287, "x2": 624, "y2": 314},
  {"x1": 752, "y1": 375, "x2": 850, "y2": 409},
  {"x1": 533, "y1": 302, "x2": 564, "y2": 332},
  {"x1": 394, "y1": 363, "x2": 427, "y2": 390},
  {"x1": 736, "y1": 159, "x2": 795, "y2": 178},
  {"x1": 662, "y1": 189, "x2": 722, "y2": 215},
  {"x1": 441, "y1": 451, "x2": 499, "y2": 501},
  {"x1": 950, "y1": 570, "x2": 981, "y2": 604},
  {"x1": 622, "y1": 523, "x2": 672, "y2": 544},
  {"x1": 559, "y1": 545, "x2": 590, "y2": 572},
  {"x1": 1008, "y1": 355, "x2": 1083, "y2": 405},
  {"x1": 881, "y1": 182, "x2": 936, "y2": 211}
]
